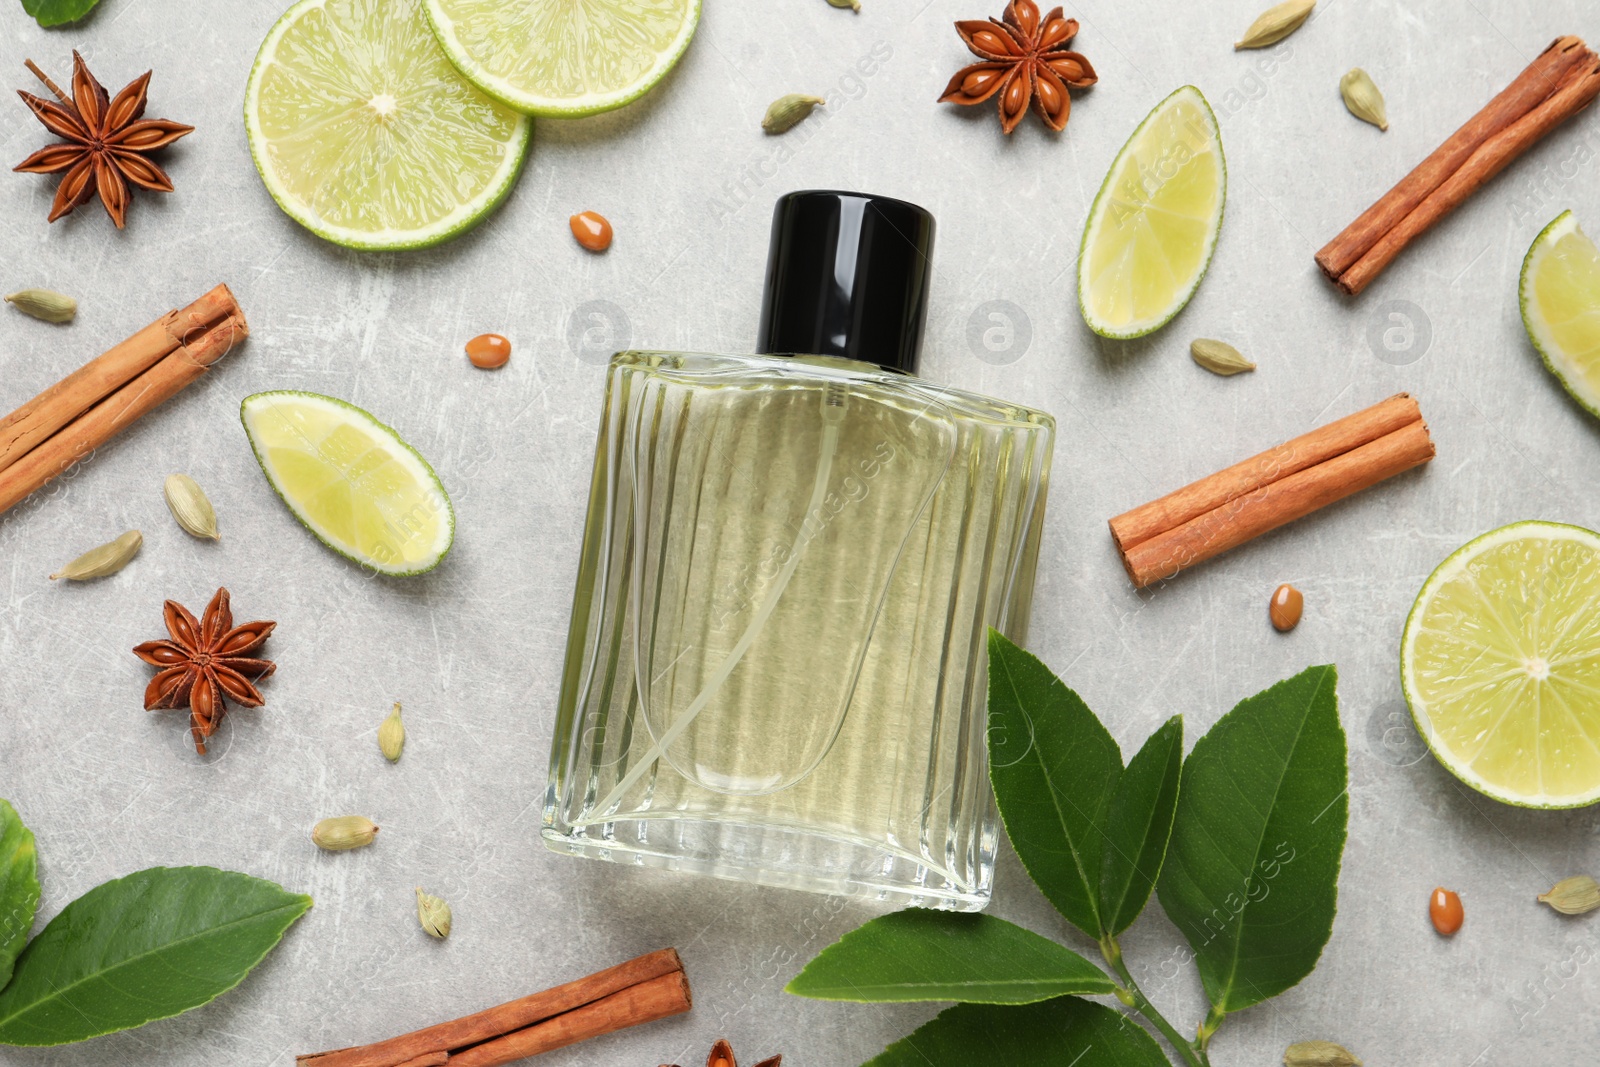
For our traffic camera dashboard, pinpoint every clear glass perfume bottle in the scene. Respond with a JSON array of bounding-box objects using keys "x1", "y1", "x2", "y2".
[{"x1": 543, "y1": 191, "x2": 1055, "y2": 911}]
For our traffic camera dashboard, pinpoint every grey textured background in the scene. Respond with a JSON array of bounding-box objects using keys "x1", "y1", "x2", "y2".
[{"x1": 2, "y1": 0, "x2": 1599, "y2": 1064}]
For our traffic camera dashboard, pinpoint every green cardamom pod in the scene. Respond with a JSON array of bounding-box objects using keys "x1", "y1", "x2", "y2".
[
  {"x1": 1284, "y1": 1041, "x2": 1362, "y2": 1067},
  {"x1": 1191, "y1": 338, "x2": 1257, "y2": 376},
  {"x1": 1538, "y1": 875, "x2": 1600, "y2": 915},
  {"x1": 51, "y1": 530, "x2": 143, "y2": 581},
  {"x1": 762, "y1": 93, "x2": 826, "y2": 134},
  {"x1": 4, "y1": 288, "x2": 77, "y2": 324},
  {"x1": 1235, "y1": 0, "x2": 1316, "y2": 49},
  {"x1": 825, "y1": 0, "x2": 861, "y2": 9},
  {"x1": 164, "y1": 473, "x2": 220, "y2": 540},
  {"x1": 312, "y1": 815, "x2": 380, "y2": 851},
  {"x1": 378, "y1": 701, "x2": 406, "y2": 762},
  {"x1": 416, "y1": 887, "x2": 452, "y2": 939},
  {"x1": 1339, "y1": 68, "x2": 1389, "y2": 131}
]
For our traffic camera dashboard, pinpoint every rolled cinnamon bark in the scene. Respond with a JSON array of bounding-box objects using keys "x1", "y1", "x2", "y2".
[
  {"x1": 1110, "y1": 395, "x2": 1434, "y2": 588},
  {"x1": 447, "y1": 971, "x2": 692, "y2": 1067},
  {"x1": 298, "y1": 949, "x2": 687, "y2": 1067},
  {"x1": 1109, "y1": 394, "x2": 1422, "y2": 553},
  {"x1": 0, "y1": 303, "x2": 247, "y2": 517},
  {"x1": 0, "y1": 284, "x2": 241, "y2": 475},
  {"x1": 1317, "y1": 36, "x2": 1600, "y2": 295}
]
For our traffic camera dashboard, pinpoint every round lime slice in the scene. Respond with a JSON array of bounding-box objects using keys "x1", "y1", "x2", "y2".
[
  {"x1": 1078, "y1": 85, "x2": 1226, "y2": 340},
  {"x1": 423, "y1": 0, "x2": 700, "y2": 117},
  {"x1": 1402, "y1": 520, "x2": 1600, "y2": 808},
  {"x1": 1520, "y1": 209, "x2": 1600, "y2": 420},
  {"x1": 244, "y1": 0, "x2": 532, "y2": 251},
  {"x1": 241, "y1": 391, "x2": 454, "y2": 576}
]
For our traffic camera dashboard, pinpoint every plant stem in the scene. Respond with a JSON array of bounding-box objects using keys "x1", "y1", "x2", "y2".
[{"x1": 1099, "y1": 936, "x2": 1207, "y2": 1067}]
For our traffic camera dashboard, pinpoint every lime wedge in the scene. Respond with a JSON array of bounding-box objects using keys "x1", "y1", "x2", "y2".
[
  {"x1": 423, "y1": 0, "x2": 699, "y2": 117},
  {"x1": 1402, "y1": 521, "x2": 1600, "y2": 808},
  {"x1": 241, "y1": 392, "x2": 454, "y2": 576},
  {"x1": 1520, "y1": 210, "x2": 1600, "y2": 420},
  {"x1": 244, "y1": 0, "x2": 531, "y2": 251},
  {"x1": 1078, "y1": 85, "x2": 1226, "y2": 339}
]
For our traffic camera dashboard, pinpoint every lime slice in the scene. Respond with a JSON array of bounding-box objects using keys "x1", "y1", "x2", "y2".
[
  {"x1": 1402, "y1": 521, "x2": 1600, "y2": 808},
  {"x1": 1520, "y1": 210, "x2": 1600, "y2": 419},
  {"x1": 244, "y1": 0, "x2": 532, "y2": 251},
  {"x1": 1078, "y1": 85, "x2": 1226, "y2": 339},
  {"x1": 423, "y1": 0, "x2": 699, "y2": 117},
  {"x1": 241, "y1": 392, "x2": 454, "y2": 576}
]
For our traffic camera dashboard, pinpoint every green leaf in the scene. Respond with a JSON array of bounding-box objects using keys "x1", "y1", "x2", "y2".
[
  {"x1": 987, "y1": 630, "x2": 1121, "y2": 938},
  {"x1": 1156, "y1": 665, "x2": 1347, "y2": 1015},
  {"x1": 785, "y1": 910, "x2": 1117, "y2": 1004},
  {"x1": 864, "y1": 997, "x2": 1168, "y2": 1067},
  {"x1": 1099, "y1": 715, "x2": 1183, "y2": 936},
  {"x1": 0, "y1": 801, "x2": 40, "y2": 992},
  {"x1": 20, "y1": 0, "x2": 102, "y2": 27},
  {"x1": 0, "y1": 867, "x2": 311, "y2": 1046}
]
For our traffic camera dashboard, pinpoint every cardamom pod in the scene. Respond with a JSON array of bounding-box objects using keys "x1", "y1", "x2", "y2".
[
  {"x1": 1538, "y1": 875, "x2": 1600, "y2": 915},
  {"x1": 1235, "y1": 0, "x2": 1316, "y2": 49},
  {"x1": 1284, "y1": 1041, "x2": 1362, "y2": 1067},
  {"x1": 50, "y1": 530, "x2": 143, "y2": 581},
  {"x1": 312, "y1": 815, "x2": 380, "y2": 851},
  {"x1": 164, "y1": 473, "x2": 220, "y2": 540},
  {"x1": 378, "y1": 701, "x2": 406, "y2": 762},
  {"x1": 763, "y1": 93, "x2": 826, "y2": 134},
  {"x1": 4, "y1": 288, "x2": 77, "y2": 324},
  {"x1": 1339, "y1": 68, "x2": 1388, "y2": 131},
  {"x1": 416, "y1": 887, "x2": 452, "y2": 939},
  {"x1": 1191, "y1": 338, "x2": 1257, "y2": 376},
  {"x1": 826, "y1": 0, "x2": 861, "y2": 9}
]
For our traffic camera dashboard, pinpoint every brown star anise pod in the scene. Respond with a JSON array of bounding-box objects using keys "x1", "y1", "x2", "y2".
[
  {"x1": 660, "y1": 1038, "x2": 780, "y2": 1067},
  {"x1": 14, "y1": 51, "x2": 193, "y2": 228},
  {"x1": 938, "y1": 0, "x2": 1097, "y2": 134},
  {"x1": 134, "y1": 588, "x2": 276, "y2": 755}
]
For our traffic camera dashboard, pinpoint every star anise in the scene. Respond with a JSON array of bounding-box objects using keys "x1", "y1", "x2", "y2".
[
  {"x1": 14, "y1": 51, "x2": 193, "y2": 228},
  {"x1": 938, "y1": 1, "x2": 1097, "y2": 134},
  {"x1": 661, "y1": 1038, "x2": 780, "y2": 1067},
  {"x1": 133, "y1": 588, "x2": 276, "y2": 755}
]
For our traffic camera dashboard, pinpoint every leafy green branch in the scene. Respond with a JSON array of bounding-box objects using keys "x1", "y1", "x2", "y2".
[
  {"x1": 786, "y1": 632, "x2": 1349, "y2": 1066},
  {"x1": 0, "y1": 799, "x2": 310, "y2": 1047}
]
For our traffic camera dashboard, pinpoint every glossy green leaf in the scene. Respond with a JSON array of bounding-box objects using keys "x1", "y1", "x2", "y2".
[
  {"x1": 987, "y1": 630, "x2": 1121, "y2": 938},
  {"x1": 785, "y1": 910, "x2": 1117, "y2": 1004},
  {"x1": 0, "y1": 801, "x2": 40, "y2": 991},
  {"x1": 20, "y1": 0, "x2": 101, "y2": 27},
  {"x1": 0, "y1": 867, "x2": 311, "y2": 1045},
  {"x1": 1156, "y1": 665, "x2": 1347, "y2": 1015},
  {"x1": 864, "y1": 997, "x2": 1168, "y2": 1067},
  {"x1": 1099, "y1": 715, "x2": 1183, "y2": 936}
]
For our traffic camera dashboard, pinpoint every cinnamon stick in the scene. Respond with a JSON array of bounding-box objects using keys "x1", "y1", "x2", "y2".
[
  {"x1": 1110, "y1": 393, "x2": 1423, "y2": 553},
  {"x1": 1111, "y1": 395, "x2": 1434, "y2": 588},
  {"x1": 1317, "y1": 36, "x2": 1600, "y2": 295},
  {"x1": 298, "y1": 949, "x2": 687, "y2": 1067},
  {"x1": 448, "y1": 971, "x2": 692, "y2": 1067},
  {"x1": 0, "y1": 300, "x2": 247, "y2": 517},
  {"x1": 0, "y1": 284, "x2": 241, "y2": 474}
]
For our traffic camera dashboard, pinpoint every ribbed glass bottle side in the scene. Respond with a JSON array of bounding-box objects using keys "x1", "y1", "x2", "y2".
[{"x1": 543, "y1": 352, "x2": 1054, "y2": 910}]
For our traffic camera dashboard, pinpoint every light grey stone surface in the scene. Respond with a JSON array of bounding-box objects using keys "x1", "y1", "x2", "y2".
[{"x1": 2, "y1": 0, "x2": 1598, "y2": 1064}]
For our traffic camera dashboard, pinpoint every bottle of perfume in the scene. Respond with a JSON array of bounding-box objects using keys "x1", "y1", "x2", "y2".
[{"x1": 543, "y1": 190, "x2": 1055, "y2": 911}]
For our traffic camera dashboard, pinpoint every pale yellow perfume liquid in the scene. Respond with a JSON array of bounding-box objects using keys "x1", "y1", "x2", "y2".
[{"x1": 544, "y1": 352, "x2": 1053, "y2": 910}]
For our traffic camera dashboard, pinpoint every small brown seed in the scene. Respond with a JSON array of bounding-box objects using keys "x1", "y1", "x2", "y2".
[
  {"x1": 1270, "y1": 584, "x2": 1303, "y2": 631},
  {"x1": 465, "y1": 333, "x2": 511, "y2": 369},
  {"x1": 569, "y1": 210, "x2": 613, "y2": 252}
]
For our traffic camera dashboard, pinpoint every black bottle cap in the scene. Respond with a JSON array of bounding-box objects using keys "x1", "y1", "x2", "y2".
[{"x1": 756, "y1": 190, "x2": 936, "y2": 374}]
